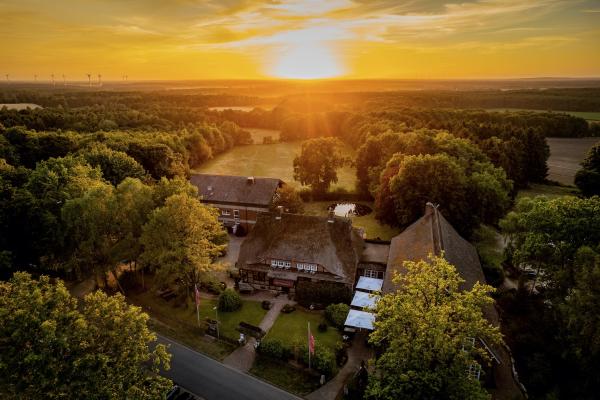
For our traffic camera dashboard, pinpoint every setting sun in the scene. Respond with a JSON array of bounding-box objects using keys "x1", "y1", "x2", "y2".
[{"x1": 271, "y1": 42, "x2": 343, "y2": 79}]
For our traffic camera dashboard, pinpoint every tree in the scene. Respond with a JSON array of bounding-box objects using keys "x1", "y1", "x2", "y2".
[
  {"x1": 367, "y1": 255, "x2": 501, "y2": 400},
  {"x1": 81, "y1": 144, "x2": 147, "y2": 186},
  {"x1": 0, "y1": 272, "x2": 171, "y2": 399},
  {"x1": 325, "y1": 303, "x2": 350, "y2": 329},
  {"x1": 270, "y1": 184, "x2": 304, "y2": 214},
  {"x1": 575, "y1": 143, "x2": 600, "y2": 197},
  {"x1": 140, "y1": 193, "x2": 227, "y2": 293},
  {"x1": 500, "y1": 196, "x2": 600, "y2": 294},
  {"x1": 293, "y1": 137, "x2": 347, "y2": 195},
  {"x1": 218, "y1": 288, "x2": 242, "y2": 311}
]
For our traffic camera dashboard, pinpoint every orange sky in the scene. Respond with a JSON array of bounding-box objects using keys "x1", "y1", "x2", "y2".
[{"x1": 1, "y1": 0, "x2": 599, "y2": 80}]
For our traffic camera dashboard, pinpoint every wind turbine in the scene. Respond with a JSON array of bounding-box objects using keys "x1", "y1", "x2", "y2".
[
  {"x1": 86, "y1": 73, "x2": 91, "y2": 87},
  {"x1": 62, "y1": 74, "x2": 66, "y2": 85},
  {"x1": 51, "y1": 73, "x2": 55, "y2": 87},
  {"x1": 34, "y1": 74, "x2": 37, "y2": 82},
  {"x1": 98, "y1": 74, "x2": 102, "y2": 86},
  {"x1": 5, "y1": 74, "x2": 8, "y2": 84}
]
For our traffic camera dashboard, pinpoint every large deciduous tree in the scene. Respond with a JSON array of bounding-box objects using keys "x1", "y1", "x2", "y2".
[
  {"x1": 367, "y1": 255, "x2": 501, "y2": 400},
  {"x1": 293, "y1": 137, "x2": 347, "y2": 195},
  {"x1": 0, "y1": 272, "x2": 171, "y2": 399},
  {"x1": 140, "y1": 193, "x2": 227, "y2": 291},
  {"x1": 80, "y1": 143, "x2": 147, "y2": 185},
  {"x1": 575, "y1": 143, "x2": 600, "y2": 197},
  {"x1": 270, "y1": 184, "x2": 304, "y2": 214}
]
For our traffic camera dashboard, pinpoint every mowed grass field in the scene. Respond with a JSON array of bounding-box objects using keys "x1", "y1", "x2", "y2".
[
  {"x1": 547, "y1": 137, "x2": 599, "y2": 184},
  {"x1": 195, "y1": 135, "x2": 358, "y2": 191}
]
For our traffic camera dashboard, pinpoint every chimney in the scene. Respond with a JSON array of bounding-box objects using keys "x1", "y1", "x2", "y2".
[
  {"x1": 275, "y1": 205, "x2": 283, "y2": 220},
  {"x1": 327, "y1": 210, "x2": 335, "y2": 223},
  {"x1": 247, "y1": 176, "x2": 255, "y2": 185}
]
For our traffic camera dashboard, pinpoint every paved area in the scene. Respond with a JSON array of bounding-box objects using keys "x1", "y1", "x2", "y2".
[
  {"x1": 223, "y1": 299, "x2": 288, "y2": 371},
  {"x1": 157, "y1": 334, "x2": 301, "y2": 400},
  {"x1": 306, "y1": 333, "x2": 373, "y2": 400}
]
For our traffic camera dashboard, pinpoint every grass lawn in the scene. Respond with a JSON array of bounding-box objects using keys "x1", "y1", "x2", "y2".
[
  {"x1": 128, "y1": 289, "x2": 267, "y2": 359},
  {"x1": 250, "y1": 356, "x2": 320, "y2": 396},
  {"x1": 266, "y1": 307, "x2": 342, "y2": 351},
  {"x1": 194, "y1": 141, "x2": 357, "y2": 191},
  {"x1": 304, "y1": 201, "x2": 400, "y2": 241},
  {"x1": 516, "y1": 183, "x2": 578, "y2": 200}
]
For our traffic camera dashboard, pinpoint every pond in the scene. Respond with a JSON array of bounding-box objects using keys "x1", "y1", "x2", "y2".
[{"x1": 328, "y1": 202, "x2": 372, "y2": 217}]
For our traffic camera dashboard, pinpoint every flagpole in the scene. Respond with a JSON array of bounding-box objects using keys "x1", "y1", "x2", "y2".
[
  {"x1": 308, "y1": 321, "x2": 311, "y2": 371},
  {"x1": 195, "y1": 284, "x2": 200, "y2": 327}
]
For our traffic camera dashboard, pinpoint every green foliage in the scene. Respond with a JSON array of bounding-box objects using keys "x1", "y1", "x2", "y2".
[
  {"x1": 0, "y1": 272, "x2": 171, "y2": 399},
  {"x1": 367, "y1": 255, "x2": 501, "y2": 400},
  {"x1": 257, "y1": 339, "x2": 292, "y2": 360},
  {"x1": 575, "y1": 143, "x2": 600, "y2": 196},
  {"x1": 218, "y1": 289, "x2": 242, "y2": 312},
  {"x1": 80, "y1": 143, "x2": 147, "y2": 185},
  {"x1": 271, "y1": 184, "x2": 304, "y2": 214},
  {"x1": 295, "y1": 280, "x2": 352, "y2": 308},
  {"x1": 141, "y1": 193, "x2": 227, "y2": 291},
  {"x1": 293, "y1": 137, "x2": 347, "y2": 194},
  {"x1": 300, "y1": 342, "x2": 337, "y2": 377},
  {"x1": 325, "y1": 303, "x2": 350, "y2": 329}
]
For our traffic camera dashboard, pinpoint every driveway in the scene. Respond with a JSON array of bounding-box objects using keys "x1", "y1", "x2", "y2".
[{"x1": 157, "y1": 334, "x2": 301, "y2": 400}]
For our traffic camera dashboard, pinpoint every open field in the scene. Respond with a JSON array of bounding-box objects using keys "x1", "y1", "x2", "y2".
[
  {"x1": 516, "y1": 183, "x2": 578, "y2": 200},
  {"x1": 194, "y1": 141, "x2": 357, "y2": 191},
  {"x1": 0, "y1": 103, "x2": 42, "y2": 110},
  {"x1": 547, "y1": 137, "x2": 598, "y2": 184},
  {"x1": 304, "y1": 201, "x2": 400, "y2": 241},
  {"x1": 487, "y1": 108, "x2": 600, "y2": 121}
]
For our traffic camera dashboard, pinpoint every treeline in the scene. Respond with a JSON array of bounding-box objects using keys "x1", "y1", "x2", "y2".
[{"x1": 0, "y1": 124, "x2": 249, "y2": 179}]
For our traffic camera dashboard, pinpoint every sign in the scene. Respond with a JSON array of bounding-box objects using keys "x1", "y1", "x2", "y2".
[{"x1": 272, "y1": 278, "x2": 294, "y2": 288}]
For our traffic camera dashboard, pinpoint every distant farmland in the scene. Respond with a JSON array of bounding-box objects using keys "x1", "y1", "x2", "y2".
[
  {"x1": 547, "y1": 137, "x2": 598, "y2": 184},
  {"x1": 487, "y1": 108, "x2": 600, "y2": 122}
]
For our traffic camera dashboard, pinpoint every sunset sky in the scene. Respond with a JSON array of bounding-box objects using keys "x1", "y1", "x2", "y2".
[{"x1": 1, "y1": 0, "x2": 599, "y2": 80}]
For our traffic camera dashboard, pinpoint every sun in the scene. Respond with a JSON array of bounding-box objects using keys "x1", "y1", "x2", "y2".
[{"x1": 271, "y1": 42, "x2": 344, "y2": 80}]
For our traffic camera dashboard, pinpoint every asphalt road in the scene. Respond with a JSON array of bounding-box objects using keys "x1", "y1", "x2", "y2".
[{"x1": 157, "y1": 334, "x2": 302, "y2": 400}]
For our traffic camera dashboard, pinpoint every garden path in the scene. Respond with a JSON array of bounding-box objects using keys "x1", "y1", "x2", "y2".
[
  {"x1": 223, "y1": 296, "x2": 292, "y2": 372},
  {"x1": 306, "y1": 332, "x2": 373, "y2": 400}
]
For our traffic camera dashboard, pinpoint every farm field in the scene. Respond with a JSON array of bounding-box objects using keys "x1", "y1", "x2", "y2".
[
  {"x1": 0, "y1": 103, "x2": 42, "y2": 110},
  {"x1": 487, "y1": 108, "x2": 600, "y2": 121},
  {"x1": 516, "y1": 183, "x2": 578, "y2": 200},
  {"x1": 546, "y1": 137, "x2": 598, "y2": 184},
  {"x1": 194, "y1": 140, "x2": 357, "y2": 191}
]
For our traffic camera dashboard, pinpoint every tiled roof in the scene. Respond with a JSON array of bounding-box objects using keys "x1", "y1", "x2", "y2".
[{"x1": 190, "y1": 174, "x2": 282, "y2": 206}]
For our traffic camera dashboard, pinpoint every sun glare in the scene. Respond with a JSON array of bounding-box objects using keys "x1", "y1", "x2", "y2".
[{"x1": 272, "y1": 42, "x2": 343, "y2": 80}]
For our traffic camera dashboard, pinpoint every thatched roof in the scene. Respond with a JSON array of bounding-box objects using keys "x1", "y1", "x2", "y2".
[
  {"x1": 237, "y1": 213, "x2": 364, "y2": 283},
  {"x1": 190, "y1": 174, "x2": 282, "y2": 207},
  {"x1": 384, "y1": 203, "x2": 487, "y2": 294}
]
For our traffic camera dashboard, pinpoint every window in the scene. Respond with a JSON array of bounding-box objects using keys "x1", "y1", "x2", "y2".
[
  {"x1": 365, "y1": 269, "x2": 384, "y2": 279},
  {"x1": 277, "y1": 260, "x2": 285, "y2": 268},
  {"x1": 233, "y1": 209, "x2": 240, "y2": 219},
  {"x1": 271, "y1": 259, "x2": 278, "y2": 267},
  {"x1": 222, "y1": 209, "x2": 231, "y2": 216},
  {"x1": 284, "y1": 261, "x2": 291, "y2": 269}
]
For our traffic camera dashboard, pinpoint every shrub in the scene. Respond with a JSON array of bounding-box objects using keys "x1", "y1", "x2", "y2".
[
  {"x1": 218, "y1": 289, "x2": 242, "y2": 312},
  {"x1": 318, "y1": 322, "x2": 328, "y2": 332},
  {"x1": 301, "y1": 343, "x2": 337, "y2": 377},
  {"x1": 261, "y1": 300, "x2": 272, "y2": 310},
  {"x1": 325, "y1": 303, "x2": 350, "y2": 329},
  {"x1": 257, "y1": 339, "x2": 291, "y2": 360},
  {"x1": 281, "y1": 304, "x2": 296, "y2": 313},
  {"x1": 296, "y1": 281, "x2": 351, "y2": 308}
]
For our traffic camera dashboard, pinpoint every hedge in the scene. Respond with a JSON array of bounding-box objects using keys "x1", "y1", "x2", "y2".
[
  {"x1": 295, "y1": 281, "x2": 351, "y2": 308},
  {"x1": 218, "y1": 289, "x2": 242, "y2": 311}
]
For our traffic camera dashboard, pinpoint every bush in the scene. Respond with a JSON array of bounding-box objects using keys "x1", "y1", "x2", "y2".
[
  {"x1": 200, "y1": 276, "x2": 224, "y2": 294},
  {"x1": 301, "y1": 343, "x2": 337, "y2": 377},
  {"x1": 318, "y1": 322, "x2": 328, "y2": 332},
  {"x1": 281, "y1": 304, "x2": 296, "y2": 313},
  {"x1": 296, "y1": 281, "x2": 351, "y2": 308},
  {"x1": 325, "y1": 303, "x2": 350, "y2": 329},
  {"x1": 262, "y1": 300, "x2": 272, "y2": 310},
  {"x1": 257, "y1": 339, "x2": 291, "y2": 360},
  {"x1": 218, "y1": 289, "x2": 242, "y2": 312}
]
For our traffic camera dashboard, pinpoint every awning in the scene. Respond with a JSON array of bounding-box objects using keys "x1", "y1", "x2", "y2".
[
  {"x1": 344, "y1": 309, "x2": 375, "y2": 330},
  {"x1": 355, "y1": 276, "x2": 383, "y2": 292},
  {"x1": 351, "y1": 291, "x2": 380, "y2": 309}
]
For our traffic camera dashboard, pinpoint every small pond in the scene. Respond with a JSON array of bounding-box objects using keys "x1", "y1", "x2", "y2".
[{"x1": 328, "y1": 202, "x2": 372, "y2": 217}]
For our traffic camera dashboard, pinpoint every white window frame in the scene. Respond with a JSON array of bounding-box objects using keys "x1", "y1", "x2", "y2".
[
  {"x1": 284, "y1": 261, "x2": 291, "y2": 269},
  {"x1": 222, "y1": 209, "x2": 231, "y2": 216},
  {"x1": 277, "y1": 260, "x2": 285, "y2": 268},
  {"x1": 271, "y1": 259, "x2": 278, "y2": 267}
]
